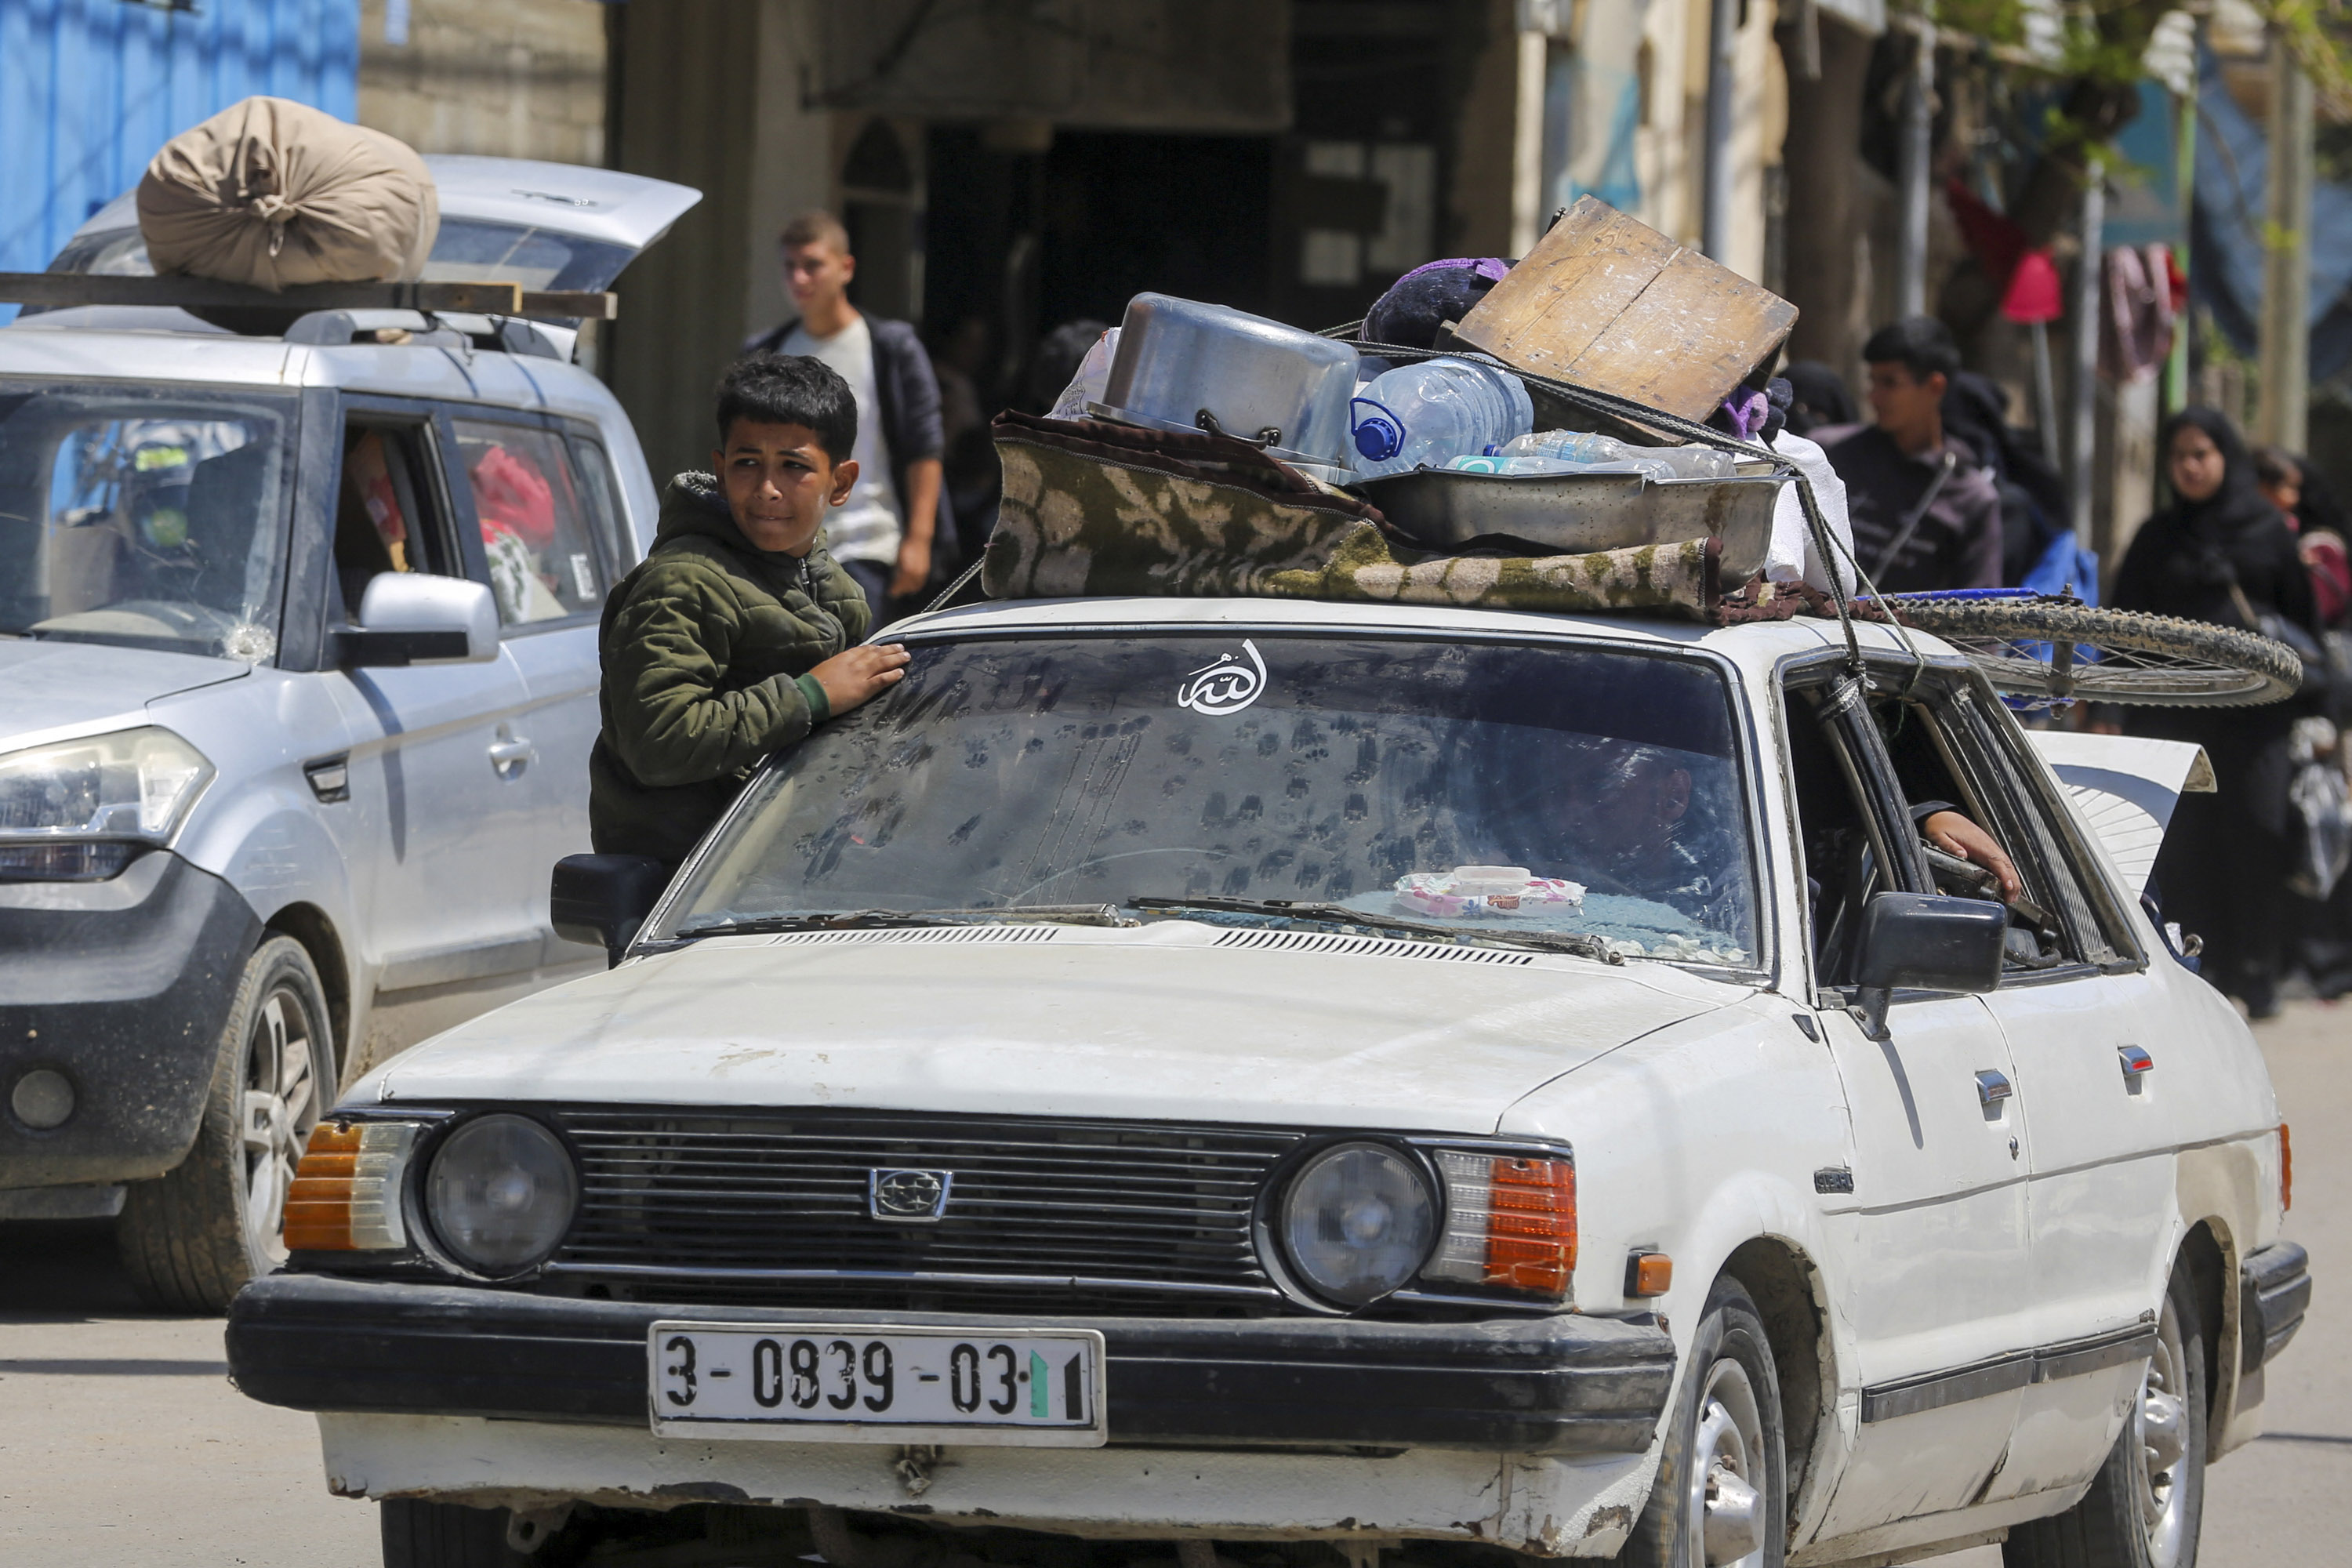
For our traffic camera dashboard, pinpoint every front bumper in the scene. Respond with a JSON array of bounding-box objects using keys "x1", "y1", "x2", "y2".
[
  {"x1": 228, "y1": 1273, "x2": 1676, "y2": 1456},
  {"x1": 0, "y1": 851, "x2": 260, "y2": 1188},
  {"x1": 2241, "y1": 1240, "x2": 2312, "y2": 1374}
]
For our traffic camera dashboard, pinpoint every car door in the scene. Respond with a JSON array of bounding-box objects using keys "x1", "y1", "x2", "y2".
[
  {"x1": 1784, "y1": 665, "x2": 2038, "y2": 1537},
  {"x1": 323, "y1": 401, "x2": 546, "y2": 1018},
  {"x1": 1926, "y1": 680, "x2": 2173, "y2": 1501},
  {"x1": 437, "y1": 409, "x2": 615, "y2": 967}
]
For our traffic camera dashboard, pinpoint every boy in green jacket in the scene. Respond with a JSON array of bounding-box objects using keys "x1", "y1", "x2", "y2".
[{"x1": 589, "y1": 354, "x2": 910, "y2": 868}]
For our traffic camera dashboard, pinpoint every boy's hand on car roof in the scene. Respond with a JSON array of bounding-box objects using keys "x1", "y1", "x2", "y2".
[{"x1": 810, "y1": 644, "x2": 911, "y2": 716}]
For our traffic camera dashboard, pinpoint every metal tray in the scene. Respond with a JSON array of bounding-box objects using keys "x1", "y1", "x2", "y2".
[{"x1": 1353, "y1": 467, "x2": 1791, "y2": 579}]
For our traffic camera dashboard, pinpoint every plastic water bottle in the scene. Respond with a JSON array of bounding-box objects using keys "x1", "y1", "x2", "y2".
[
  {"x1": 1348, "y1": 358, "x2": 1533, "y2": 478},
  {"x1": 1498, "y1": 430, "x2": 1736, "y2": 479},
  {"x1": 1444, "y1": 454, "x2": 1641, "y2": 477}
]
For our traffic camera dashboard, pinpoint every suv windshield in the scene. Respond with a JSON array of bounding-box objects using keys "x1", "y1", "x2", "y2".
[
  {"x1": 660, "y1": 634, "x2": 1760, "y2": 967},
  {"x1": 0, "y1": 381, "x2": 295, "y2": 659}
]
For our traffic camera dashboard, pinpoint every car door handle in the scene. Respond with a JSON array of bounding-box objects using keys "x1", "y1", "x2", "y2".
[
  {"x1": 488, "y1": 735, "x2": 534, "y2": 776},
  {"x1": 1975, "y1": 1069, "x2": 2013, "y2": 1108}
]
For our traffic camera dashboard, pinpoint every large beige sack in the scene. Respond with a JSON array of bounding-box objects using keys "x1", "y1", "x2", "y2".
[{"x1": 137, "y1": 97, "x2": 438, "y2": 292}]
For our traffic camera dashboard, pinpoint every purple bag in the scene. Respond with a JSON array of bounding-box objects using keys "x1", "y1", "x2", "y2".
[{"x1": 1362, "y1": 258, "x2": 1512, "y2": 350}]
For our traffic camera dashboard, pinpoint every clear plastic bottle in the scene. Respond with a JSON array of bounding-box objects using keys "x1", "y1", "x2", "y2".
[
  {"x1": 1444, "y1": 453, "x2": 1640, "y2": 477},
  {"x1": 1348, "y1": 358, "x2": 1534, "y2": 477},
  {"x1": 1498, "y1": 430, "x2": 1737, "y2": 479}
]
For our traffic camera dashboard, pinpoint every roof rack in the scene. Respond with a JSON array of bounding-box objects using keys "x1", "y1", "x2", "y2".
[{"x1": 0, "y1": 272, "x2": 616, "y2": 321}]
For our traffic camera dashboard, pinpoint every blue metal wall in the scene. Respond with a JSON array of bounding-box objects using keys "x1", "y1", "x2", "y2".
[{"x1": 0, "y1": 0, "x2": 360, "y2": 307}]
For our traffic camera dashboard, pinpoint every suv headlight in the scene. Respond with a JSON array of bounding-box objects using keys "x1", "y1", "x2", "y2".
[
  {"x1": 1278, "y1": 1142, "x2": 1437, "y2": 1305},
  {"x1": 0, "y1": 727, "x2": 214, "y2": 845},
  {"x1": 424, "y1": 1114, "x2": 579, "y2": 1276}
]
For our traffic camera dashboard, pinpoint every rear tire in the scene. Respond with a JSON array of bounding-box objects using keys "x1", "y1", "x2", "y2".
[
  {"x1": 2003, "y1": 1268, "x2": 2207, "y2": 1568},
  {"x1": 117, "y1": 935, "x2": 332, "y2": 1312},
  {"x1": 380, "y1": 1500, "x2": 532, "y2": 1568},
  {"x1": 1622, "y1": 1275, "x2": 1786, "y2": 1567}
]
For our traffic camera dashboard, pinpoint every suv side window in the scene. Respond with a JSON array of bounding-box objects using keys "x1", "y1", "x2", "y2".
[
  {"x1": 567, "y1": 433, "x2": 634, "y2": 583},
  {"x1": 332, "y1": 418, "x2": 457, "y2": 624},
  {"x1": 448, "y1": 417, "x2": 608, "y2": 628}
]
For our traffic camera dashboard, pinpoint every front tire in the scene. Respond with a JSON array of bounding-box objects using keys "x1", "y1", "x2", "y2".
[
  {"x1": 2004, "y1": 1268, "x2": 2208, "y2": 1568},
  {"x1": 1622, "y1": 1276, "x2": 1787, "y2": 1567},
  {"x1": 117, "y1": 935, "x2": 332, "y2": 1312}
]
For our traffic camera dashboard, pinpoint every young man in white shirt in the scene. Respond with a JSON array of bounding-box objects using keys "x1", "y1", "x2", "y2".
[{"x1": 744, "y1": 212, "x2": 945, "y2": 624}]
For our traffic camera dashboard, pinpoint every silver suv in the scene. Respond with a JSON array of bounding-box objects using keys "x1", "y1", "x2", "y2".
[{"x1": 0, "y1": 158, "x2": 696, "y2": 1310}]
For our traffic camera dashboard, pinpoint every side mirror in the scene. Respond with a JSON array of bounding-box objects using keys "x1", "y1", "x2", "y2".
[
  {"x1": 342, "y1": 573, "x2": 499, "y2": 666},
  {"x1": 1849, "y1": 891, "x2": 2008, "y2": 1040},
  {"x1": 551, "y1": 854, "x2": 670, "y2": 967}
]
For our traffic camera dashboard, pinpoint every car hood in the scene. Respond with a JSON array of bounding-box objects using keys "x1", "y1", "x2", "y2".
[
  {"x1": 0, "y1": 639, "x2": 245, "y2": 746},
  {"x1": 366, "y1": 924, "x2": 1747, "y2": 1132}
]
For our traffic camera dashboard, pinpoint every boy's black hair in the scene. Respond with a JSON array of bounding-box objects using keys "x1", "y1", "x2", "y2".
[
  {"x1": 714, "y1": 354, "x2": 858, "y2": 464},
  {"x1": 1860, "y1": 315, "x2": 1961, "y2": 383}
]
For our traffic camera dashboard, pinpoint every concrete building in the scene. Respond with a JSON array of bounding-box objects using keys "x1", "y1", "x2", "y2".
[{"x1": 357, "y1": 0, "x2": 608, "y2": 168}]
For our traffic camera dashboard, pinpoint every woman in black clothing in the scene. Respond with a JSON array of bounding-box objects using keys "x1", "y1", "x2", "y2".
[{"x1": 2111, "y1": 407, "x2": 2321, "y2": 1016}]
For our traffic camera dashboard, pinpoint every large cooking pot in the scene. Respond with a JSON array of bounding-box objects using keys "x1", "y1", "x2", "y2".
[{"x1": 1088, "y1": 293, "x2": 1359, "y2": 469}]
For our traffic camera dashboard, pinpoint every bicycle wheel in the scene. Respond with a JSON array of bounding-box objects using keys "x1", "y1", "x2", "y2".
[{"x1": 1887, "y1": 596, "x2": 2303, "y2": 706}]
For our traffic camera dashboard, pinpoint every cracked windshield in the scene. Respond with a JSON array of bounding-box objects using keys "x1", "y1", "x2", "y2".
[
  {"x1": 664, "y1": 634, "x2": 1759, "y2": 966},
  {"x1": 0, "y1": 381, "x2": 293, "y2": 660}
]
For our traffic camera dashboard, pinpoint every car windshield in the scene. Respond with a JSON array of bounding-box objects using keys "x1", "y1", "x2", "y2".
[
  {"x1": 659, "y1": 633, "x2": 1761, "y2": 968},
  {"x1": 0, "y1": 380, "x2": 295, "y2": 659}
]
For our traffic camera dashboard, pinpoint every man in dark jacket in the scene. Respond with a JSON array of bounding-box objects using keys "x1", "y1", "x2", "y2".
[
  {"x1": 589, "y1": 355, "x2": 909, "y2": 869},
  {"x1": 744, "y1": 212, "x2": 945, "y2": 623},
  {"x1": 1817, "y1": 316, "x2": 2004, "y2": 593}
]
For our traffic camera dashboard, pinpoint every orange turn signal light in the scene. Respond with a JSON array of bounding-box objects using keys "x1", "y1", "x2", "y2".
[
  {"x1": 283, "y1": 1120, "x2": 418, "y2": 1251},
  {"x1": 2281, "y1": 1123, "x2": 2292, "y2": 1213},
  {"x1": 1626, "y1": 1250, "x2": 1673, "y2": 1298},
  {"x1": 1485, "y1": 1156, "x2": 1577, "y2": 1293}
]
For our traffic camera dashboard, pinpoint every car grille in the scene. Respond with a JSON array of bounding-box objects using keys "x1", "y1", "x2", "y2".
[{"x1": 543, "y1": 1109, "x2": 1306, "y2": 1316}]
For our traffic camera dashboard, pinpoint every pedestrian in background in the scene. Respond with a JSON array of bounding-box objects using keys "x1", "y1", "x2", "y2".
[
  {"x1": 745, "y1": 212, "x2": 946, "y2": 625},
  {"x1": 1779, "y1": 360, "x2": 1856, "y2": 438},
  {"x1": 2111, "y1": 408, "x2": 2323, "y2": 1018},
  {"x1": 1817, "y1": 316, "x2": 2004, "y2": 593}
]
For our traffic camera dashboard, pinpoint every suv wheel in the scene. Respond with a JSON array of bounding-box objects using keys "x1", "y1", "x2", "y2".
[
  {"x1": 118, "y1": 935, "x2": 332, "y2": 1312},
  {"x1": 2005, "y1": 1267, "x2": 2207, "y2": 1568},
  {"x1": 1622, "y1": 1275, "x2": 1786, "y2": 1567}
]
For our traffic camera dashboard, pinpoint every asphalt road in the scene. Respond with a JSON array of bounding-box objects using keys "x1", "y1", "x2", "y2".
[{"x1": 0, "y1": 1004, "x2": 2342, "y2": 1568}]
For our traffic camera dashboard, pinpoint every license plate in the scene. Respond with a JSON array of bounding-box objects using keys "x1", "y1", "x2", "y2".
[{"x1": 647, "y1": 1323, "x2": 1109, "y2": 1446}]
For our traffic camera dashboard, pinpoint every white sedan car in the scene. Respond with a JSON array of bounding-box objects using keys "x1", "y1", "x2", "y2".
[{"x1": 227, "y1": 596, "x2": 2307, "y2": 1568}]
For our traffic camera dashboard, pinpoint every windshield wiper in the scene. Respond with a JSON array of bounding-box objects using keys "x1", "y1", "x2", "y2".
[
  {"x1": 674, "y1": 904, "x2": 1138, "y2": 939},
  {"x1": 1131, "y1": 896, "x2": 1621, "y2": 965}
]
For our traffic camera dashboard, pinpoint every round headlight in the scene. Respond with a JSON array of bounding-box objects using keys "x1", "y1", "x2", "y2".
[
  {"x1": 425, "y1": 1115, "x2": 578, "y2": 1276},
  {"x1": 1279, "y1": 1142, "x2": 1436, "y2": 1305}
]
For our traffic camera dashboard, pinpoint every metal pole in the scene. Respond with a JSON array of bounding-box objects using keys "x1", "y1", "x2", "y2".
[
  {"x1": 2071, "y1": 172, "x2": 2104, "y2": 548},
  {"x1": 1896, "y1": 15, "x2": 1935, "y2": 316},
  {"x1": 2257, "y1": 31, "x2": 2313, "y2": 448},
  {"x1": 1702, "y1": 0, "x2": 1738, "y2": 260},
  {"x1": 2165, "y1": 81, "x2": 2196, "y2": 413}
]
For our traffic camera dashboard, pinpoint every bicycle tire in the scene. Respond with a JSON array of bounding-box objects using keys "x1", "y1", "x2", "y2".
[{"x1": 1888, "y1": 597, "x2": 2303, "y2": 706}]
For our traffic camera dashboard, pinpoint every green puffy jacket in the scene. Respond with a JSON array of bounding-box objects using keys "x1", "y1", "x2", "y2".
[{"x1": 588, "y1": 472, "x2": 873, "y2": 866}]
